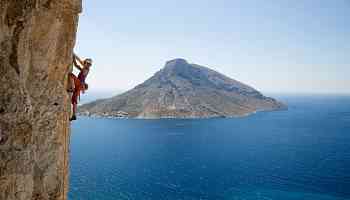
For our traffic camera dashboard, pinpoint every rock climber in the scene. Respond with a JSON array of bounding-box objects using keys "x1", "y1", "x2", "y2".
[{"x1": 68, "y1": 53, "x2": 92, "y2": 121}]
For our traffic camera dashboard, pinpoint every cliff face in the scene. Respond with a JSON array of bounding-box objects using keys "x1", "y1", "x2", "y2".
[
  {"x1": 80, "y1": 59, "x2": 286, "y2": 119},
  {"x1": 0, "y1": 1, "x2": 81, "y2": 199}
]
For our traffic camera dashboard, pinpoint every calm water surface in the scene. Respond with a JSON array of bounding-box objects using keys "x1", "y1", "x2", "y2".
[{"x1": 69, "y1": 96, "x2": 350, "y2": 200}]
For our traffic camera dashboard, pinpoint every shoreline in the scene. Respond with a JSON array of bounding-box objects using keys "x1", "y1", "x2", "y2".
[{"x1": 77, "y1": 107, "x2": 288, "y2": 120}]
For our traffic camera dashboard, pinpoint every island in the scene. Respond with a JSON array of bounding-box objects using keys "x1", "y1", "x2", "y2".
[{"x1": 79, "y1": 59, "x2": 287, "y2": 119}]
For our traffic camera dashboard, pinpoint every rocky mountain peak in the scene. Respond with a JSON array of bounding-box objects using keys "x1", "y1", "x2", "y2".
[
  {"x1": 162, "y1": 58, "x2": 192, "y2": 76},
  {"x1": 164, "y1": 58, "x2": 189, "y2": 68}
]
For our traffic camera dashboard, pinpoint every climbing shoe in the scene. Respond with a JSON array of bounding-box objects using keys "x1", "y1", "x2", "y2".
[{"x1": 70, "y1": 115, "x2": 77, "y2": 121}]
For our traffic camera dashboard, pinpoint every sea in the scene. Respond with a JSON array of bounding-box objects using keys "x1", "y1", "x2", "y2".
[{"x1": 69, "y1": 95, "x2": 350, "y2": 200}]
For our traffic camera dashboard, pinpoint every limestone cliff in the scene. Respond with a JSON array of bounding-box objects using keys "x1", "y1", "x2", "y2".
[{"x1": 0, "y1": 1, "x2": 81, "y2": 199}]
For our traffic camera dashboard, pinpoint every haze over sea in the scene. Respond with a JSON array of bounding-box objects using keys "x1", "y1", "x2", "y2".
[{"x1": 69, "y1": 95, "x2": 350, "y2": 200}]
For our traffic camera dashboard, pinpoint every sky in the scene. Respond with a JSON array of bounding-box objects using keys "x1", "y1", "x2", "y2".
[{"x1": 74, "y1": 0, "x2": 350, "y2": 95}]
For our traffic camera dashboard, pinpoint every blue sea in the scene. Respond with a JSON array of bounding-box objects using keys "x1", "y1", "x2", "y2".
[{"x1": 69, "y1": 96, "x2": 350, "y2": 200}]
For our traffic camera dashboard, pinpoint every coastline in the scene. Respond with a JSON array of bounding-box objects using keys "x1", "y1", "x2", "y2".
[{"x1": 77, "y1": 106, "x2": 288, "y2": 120}]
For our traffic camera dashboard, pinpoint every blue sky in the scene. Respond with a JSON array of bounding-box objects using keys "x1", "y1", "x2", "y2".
[{"x1": 74, "y1": 0, "x2": 350, "y2": 94}]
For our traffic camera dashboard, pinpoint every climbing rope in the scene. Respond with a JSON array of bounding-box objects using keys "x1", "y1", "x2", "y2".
[{"x1": 62, "y1": 117, "x2": 67, "y2": 200}]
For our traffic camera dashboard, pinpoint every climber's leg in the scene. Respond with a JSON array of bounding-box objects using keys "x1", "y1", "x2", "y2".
[
  {"x1": 70, "y1": 103, "x2": 77, "y2": 121},
  {"x1": 70, "y1": 81, "x2": 80, "y2": 121},
  {"x1": 67, "y1": 73, "x2": 75, "y2": 93},
  {"x1": 70, "y1": 90, "x2": 78, "y2": 121}
]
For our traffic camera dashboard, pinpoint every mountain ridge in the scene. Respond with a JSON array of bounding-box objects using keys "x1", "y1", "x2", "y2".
[{"x1": 79, "y1": 59, "x2": 287, "y2": 118}]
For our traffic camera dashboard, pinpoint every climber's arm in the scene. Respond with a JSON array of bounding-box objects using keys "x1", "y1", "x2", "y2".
[
  {"x1": 72, "y1": 54, "x2": 83, "y2": 71},
  {"x1": 74, "y1": 53, "x2": 85, "y2": 67}
]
